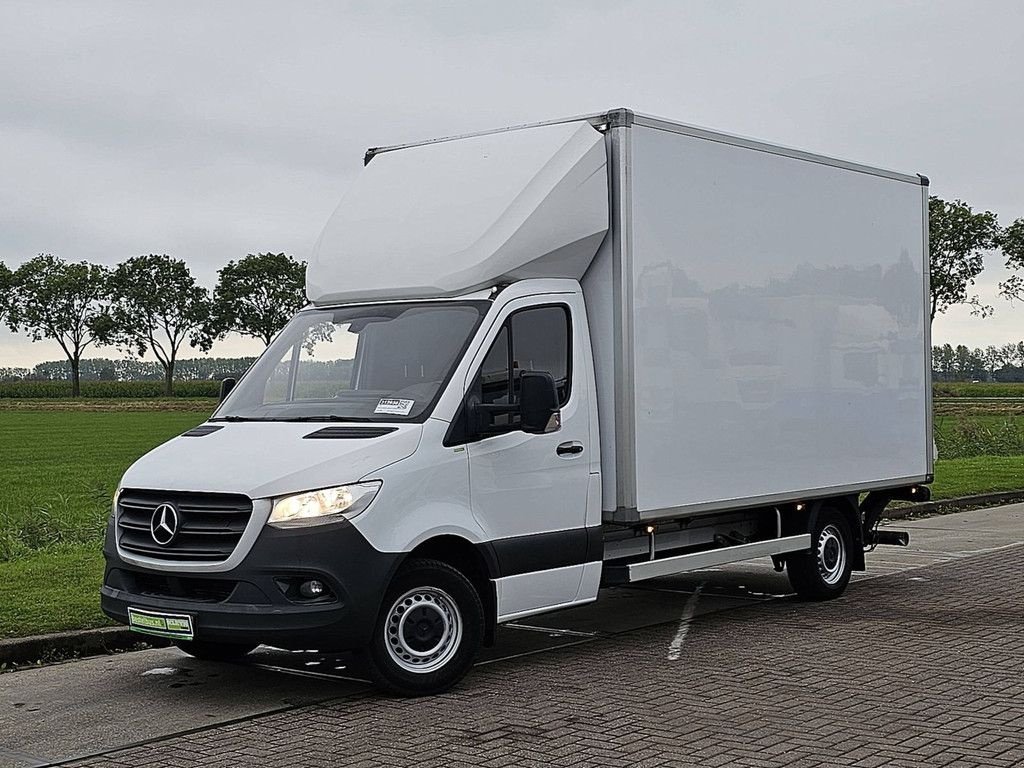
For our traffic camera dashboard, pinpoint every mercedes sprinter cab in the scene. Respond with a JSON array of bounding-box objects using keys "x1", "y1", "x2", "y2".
[{"x1": 101, "y1": 110, "x2": 932, "y2": 695}]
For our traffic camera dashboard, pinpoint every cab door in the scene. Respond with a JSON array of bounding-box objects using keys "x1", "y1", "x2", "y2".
[{"x1": 458, "y1": 294, "x2": 595, "y2": 620}]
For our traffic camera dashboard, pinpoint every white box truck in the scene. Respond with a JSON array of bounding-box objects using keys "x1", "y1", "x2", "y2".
[{"x1": 101, "y1": 109, "x2": 932, "y2": 695}]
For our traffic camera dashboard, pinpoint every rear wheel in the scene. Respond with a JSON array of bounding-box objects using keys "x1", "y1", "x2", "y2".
[
  {"x1": 174, "y1": 639, "x2": 257, "y2": 662},
  {"x1": 365, "y1": 558, "x2": 483, "y2": 696},
  {"x1": 787, "y1": 506, "x2": 853, "y2": 600}
]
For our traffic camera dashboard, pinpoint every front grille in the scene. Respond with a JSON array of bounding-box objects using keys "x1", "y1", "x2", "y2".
[
  {"x1": 130, "y1": 573, "x2": 237, "y2": 603},
  {"x1": 117, "y1": 489, "x2": 253, "y2": 562}
]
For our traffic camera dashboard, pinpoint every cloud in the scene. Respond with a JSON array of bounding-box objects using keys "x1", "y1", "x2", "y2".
[{"x1": 1, "y1": 0, "x2": 1023, "y2": 367}]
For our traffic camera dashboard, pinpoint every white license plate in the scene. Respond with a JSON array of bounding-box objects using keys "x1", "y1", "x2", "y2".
[{"x1": 127, "y1": 607, "x2": 194, "y2": 640}]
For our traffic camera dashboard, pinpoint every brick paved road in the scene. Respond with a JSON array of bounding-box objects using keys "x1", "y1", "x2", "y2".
[{"x1": 60, "y1": 543, "x2": 1024, "y2": 768}]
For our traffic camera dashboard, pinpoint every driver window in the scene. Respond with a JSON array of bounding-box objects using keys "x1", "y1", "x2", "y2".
[
  {"x1": 470, "y1": 304, "x2": 570, "y2": 439},
  {"x1": 510, "y1": 306, "x2": 570, "y2": 405}
]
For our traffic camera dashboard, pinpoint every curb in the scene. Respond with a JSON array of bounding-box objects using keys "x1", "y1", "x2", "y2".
[
  {"x1": 885, "y1": 490, "x2": 1024, "y2": 519},
  {"x1": 0, "y1": 626, "x2": 169, "y2": 668},
  {"x1": 2, "y1": 491, "x2": 1022, "y2": 669}
]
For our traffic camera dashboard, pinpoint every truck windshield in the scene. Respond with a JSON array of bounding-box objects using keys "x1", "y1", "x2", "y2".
[{"x1": 213, "y1": 301, "x2": 488, "y2": 422}]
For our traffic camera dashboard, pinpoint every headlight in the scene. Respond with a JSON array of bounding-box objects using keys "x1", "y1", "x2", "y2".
[{"x1": 268, "y1": 481, "x2": 381, "y2": 528}]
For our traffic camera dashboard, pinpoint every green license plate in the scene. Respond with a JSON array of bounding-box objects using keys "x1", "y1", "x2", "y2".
[{"x1": 127, "y1": 607, "x2": 194, "y2": 640}]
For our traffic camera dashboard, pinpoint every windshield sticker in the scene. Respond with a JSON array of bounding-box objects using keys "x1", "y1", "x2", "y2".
[{"x1": 374, "y1": 398, "x2": 415, "y2": 416}]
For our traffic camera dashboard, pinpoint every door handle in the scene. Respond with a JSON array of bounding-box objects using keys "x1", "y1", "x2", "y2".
[{"x1": 556, "y1": 441, "x2": 584, "y2": 457}]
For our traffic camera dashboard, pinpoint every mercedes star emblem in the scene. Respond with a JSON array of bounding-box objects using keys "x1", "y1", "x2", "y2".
[{"x1": 150, "y1": 503, "x2": 179, "y2": 546}]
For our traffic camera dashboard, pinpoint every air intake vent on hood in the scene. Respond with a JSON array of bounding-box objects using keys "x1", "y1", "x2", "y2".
[
  {"x1": 303, "y1": 426, "x2": 398, "y2": 440},
  {"x1": 181, "y1": 424, "x2": 224, "y2": 437}
]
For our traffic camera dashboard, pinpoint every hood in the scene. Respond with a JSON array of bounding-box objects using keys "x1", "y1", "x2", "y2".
[{"x1": 119, "y1": 421, "x2": 423, "y2": 499}]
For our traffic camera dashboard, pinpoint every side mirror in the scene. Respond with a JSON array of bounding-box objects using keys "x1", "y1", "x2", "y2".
[
  {"x1": 519, "y1": 371, "x2": 561, "y2": 434},
  {"x1": 219, "y1": 377, "x2": 237, "y2": 403}
]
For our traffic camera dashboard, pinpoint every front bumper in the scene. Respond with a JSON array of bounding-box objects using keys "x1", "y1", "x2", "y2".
[{"x1": 101, "y1": 517, "x2": 402, "y2": 650}]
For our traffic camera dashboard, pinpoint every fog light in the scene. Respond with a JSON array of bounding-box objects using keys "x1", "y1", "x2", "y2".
[{"x1": 299, "y1": 579, "x2": 326, "y2": 599}]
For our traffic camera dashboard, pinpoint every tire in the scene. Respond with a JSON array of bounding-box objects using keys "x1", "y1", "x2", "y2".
[
  {"x1": 787, "y1": 506, "x2": 854, "y2": 600},
  {"x1": 173, "y1": 639, "x2": 257, "y2": 662},
  {"x1": 365, "y1": 558, "x2": 484, "y2": 697}
]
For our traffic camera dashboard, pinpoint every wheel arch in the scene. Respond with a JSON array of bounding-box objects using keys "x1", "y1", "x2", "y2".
[
  {"x1": 808, "y1": 495, "x2": 864, "y2": 571},
  {"x1": 403, "y1": 534, "x2": 499, "y2": 646}
]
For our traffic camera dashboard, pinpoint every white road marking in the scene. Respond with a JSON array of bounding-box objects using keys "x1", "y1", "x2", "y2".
[
  {"x1": 667, "y1": 583, "x2": 704, "y2": 661},
  {"x1": 473, "y1": 637, "x2": 595, "y2": 666},
  {"x1": 864, "y1": 563, "x2": 934, "y2": 572},
  {"x1": 625, "y1": 584, "x2": 767, "y2": 601},
  {"x1": 868, "y1": 552, "x2": 954, "y2": 561},
  {"x1": 504, "y1": 623, "x2": 598, "y2": 638},
  {"x1": 858, "y1": 540, "x2": 1024, "y2": 582},
  {"x1": 141, "y1": 667, "x2": 179, "y2": 676},
  {"x1": 251, "y1": 663, "x2": 369, "y2": 684},
  {"x1": 945, "y1": 541, "x2": 1024, "y2": 556},
  {"x1": 0, "y1": 745, "x2": 51, "y2": 767}
]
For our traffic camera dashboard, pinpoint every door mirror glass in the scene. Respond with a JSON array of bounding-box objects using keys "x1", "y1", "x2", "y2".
[
  {"x1": 219, "y1": 377, "x2": 237, "y2": 403},
  {"x1": 518, "y1": 371, "x2": 561, "y2": 434}
]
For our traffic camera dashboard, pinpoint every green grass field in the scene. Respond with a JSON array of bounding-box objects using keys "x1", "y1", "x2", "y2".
[
  {"x1": 0, "y1": 405, "x2": 209, "y2": 638},
  {"x1": 0, "y1": 409, "x2": 210, "y2": 543},
  {"x1": 932, "y1": 381, "x2": 1024, "y2": 398},
  {"x1": 0, "y1": 544, "x2": 109, "y2": 638},
  {"x1": 930, "y1": 455, "x2": 1024, "y2": 499},
  {"x1": 1, "y1": 393, "x2": 1023, "y2": 639},
  {"x1": 933, "y1": 404, "x2": 1024, "y2": 459}
]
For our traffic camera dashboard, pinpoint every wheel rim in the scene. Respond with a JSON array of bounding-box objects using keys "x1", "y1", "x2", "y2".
[
  {"x1": 816, "y1": 524, "x2": 847, "y2": 585},
  {"x1": 384, "y1": 586, "x2": 463, "y2": 674}
]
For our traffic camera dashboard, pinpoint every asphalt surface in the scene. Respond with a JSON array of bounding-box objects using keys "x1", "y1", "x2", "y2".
[{"x1": 1, "y1": 504, "x2": 1022, "y2": 767}]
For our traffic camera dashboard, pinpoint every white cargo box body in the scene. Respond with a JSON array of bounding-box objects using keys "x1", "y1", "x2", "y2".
[
  {"x1": 587, "y1": 112, "x2": 931, "y2": 522},
  {"x1": 309, "y1": 109, "x2": 932, "y2": 524}
]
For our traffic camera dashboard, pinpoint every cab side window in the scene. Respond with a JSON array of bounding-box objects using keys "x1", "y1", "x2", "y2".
[
  {"x1": 478, "y1": 326, "x2": 513, "y2": 430},
  {"x1": 510, "y1": 306, "x2": 570, "y2": 405},
  {"x1": 471, "y1": 304, "x2": 570, "y2": 438}
]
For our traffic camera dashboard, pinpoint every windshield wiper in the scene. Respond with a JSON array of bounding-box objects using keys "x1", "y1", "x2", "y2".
[
  {"x1": 280, "y1": 415, "x2": 372, "y2": 423},
  {"x1": 210, "y1": 415, "x2": 373, "y2": 423}
]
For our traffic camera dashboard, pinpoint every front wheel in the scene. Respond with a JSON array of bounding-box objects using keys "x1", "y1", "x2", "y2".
[
  {"x1": 365, "y1": 558, "x2": 484, "y2": 696},
  {"x1": 787, "y1": 507, "x2": 853, "y2": 600}
]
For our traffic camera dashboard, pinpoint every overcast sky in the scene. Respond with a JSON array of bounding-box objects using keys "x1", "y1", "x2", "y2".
[{"x1": 1, "y1": 0, "x2": 1022, "y2": 368}]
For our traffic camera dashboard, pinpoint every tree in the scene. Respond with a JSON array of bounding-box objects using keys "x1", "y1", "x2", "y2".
[
  {"x1": 928, "y1": 196, "x2": 1000, "y2": 323},
  {"x1": 100, "y1": 254, "x2": 211, "y2": 396},
  {"x1": 981, "y1": 345, "x2": 1004, "y2": 380},
  {"x1": 998, "y1": 217, "x2": 1024, "y2": 304},
  {"x1": 1000, "y1": 341, "x2": 1023, "y2": 368},
  {"x1": 0, "y1": 261, "x2": 13, "y2": 328},
  {"x1": 200, "y1": 252, "x2": 307, "y2": 348},
  {"x1": 11, "y1": 254, "x2": 109, "y2": 396},
  {"x1": 932, "y1": 343, "x2": 954, "y2": 380}
]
